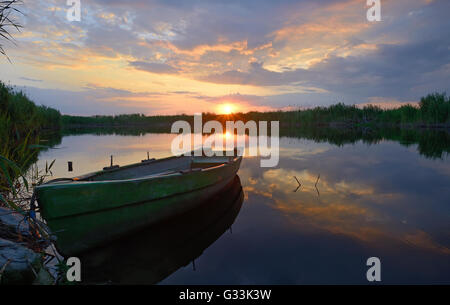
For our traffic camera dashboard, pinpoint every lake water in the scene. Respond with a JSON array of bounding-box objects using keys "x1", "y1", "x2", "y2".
[{"x1": 37, "y1": 129, "x2": 450, "y2": 284}]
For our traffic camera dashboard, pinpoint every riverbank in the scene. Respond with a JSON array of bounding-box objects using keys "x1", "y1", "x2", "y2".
[
  {"x1": 0, "y1": 82, "x2": 62, "y2": 284},
  {"x1": 0, "y1": 207, "x2": 55, "y2": 284},
  {"x1": 61, "y1": 93, "x2": 450, "y2": 131}
]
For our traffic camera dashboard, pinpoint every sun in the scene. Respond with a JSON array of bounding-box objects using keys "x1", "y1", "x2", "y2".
[{"x1": 218, "y1": 103, "x2": 235, "y2": 115}]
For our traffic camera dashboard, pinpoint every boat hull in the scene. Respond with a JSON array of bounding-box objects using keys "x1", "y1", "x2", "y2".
[{"x1": 36, "y1": 156, "x2": 241, "y2": 256}]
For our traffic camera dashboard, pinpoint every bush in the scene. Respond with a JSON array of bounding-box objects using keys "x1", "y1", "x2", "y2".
[{"x1": 419, "y1": 93, "x2": 450, "y2": 124}]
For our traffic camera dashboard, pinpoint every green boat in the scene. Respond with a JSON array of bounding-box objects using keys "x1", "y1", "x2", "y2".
[{"x1": 35, "y1": 153, "x2": 242, "y2": 256}]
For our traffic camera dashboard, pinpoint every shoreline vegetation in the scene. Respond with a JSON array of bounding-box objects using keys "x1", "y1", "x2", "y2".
[
  {"x1": 0, "y1": 82, "x2": 61, "y2": 195},
  {"x1": 61, "y1": 92, "x2": 450, "y2": 130},
  {"x1": 0, "y1": 81, "x2": 59, "y2": 284}
]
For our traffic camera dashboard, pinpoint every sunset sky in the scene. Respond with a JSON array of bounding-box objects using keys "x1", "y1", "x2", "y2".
[{"x1": 0, "y1": 0, "x2": 449, "y2": 115}]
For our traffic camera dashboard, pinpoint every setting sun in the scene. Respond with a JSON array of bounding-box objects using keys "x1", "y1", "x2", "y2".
[{"x1": 218, "y1": 103, "x2": 236, "y2": 115}]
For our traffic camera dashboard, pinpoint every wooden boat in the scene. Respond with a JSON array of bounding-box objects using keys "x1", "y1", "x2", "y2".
[{"x1": 35, "y1": 152, "x2": 242, "y2": 256}]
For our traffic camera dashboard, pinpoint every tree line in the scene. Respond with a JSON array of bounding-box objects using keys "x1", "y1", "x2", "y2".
[{"x1": 62, "y1": 93, "x2": 450, "y2": 128}]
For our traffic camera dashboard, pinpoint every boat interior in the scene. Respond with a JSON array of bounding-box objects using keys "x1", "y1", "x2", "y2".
[{"x1": 76, "y1": 154, "x2": 238, "y2": 182}]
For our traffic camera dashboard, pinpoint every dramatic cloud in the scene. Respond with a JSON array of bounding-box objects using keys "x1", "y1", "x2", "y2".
[{"x1": 0, "y1": 0, "x2": 448, "y2": 114}]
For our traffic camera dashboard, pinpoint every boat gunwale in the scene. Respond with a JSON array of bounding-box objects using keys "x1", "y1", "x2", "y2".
[{"x1": 36, "y1": 155, "x2": 241, "y2": 189}]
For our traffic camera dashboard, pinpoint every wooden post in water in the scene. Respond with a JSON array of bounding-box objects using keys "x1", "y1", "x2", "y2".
[
  {"x1": 68, "y1": 161, "x2": 73, "y2": 172},
  {"x1": 103, "y1": 155, "x2": 119, "y2": 171}
]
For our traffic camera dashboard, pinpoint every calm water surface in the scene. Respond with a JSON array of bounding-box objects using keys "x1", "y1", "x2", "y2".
[{"x1": 37, "y1": 131, "x2": 450, "y2": 284}]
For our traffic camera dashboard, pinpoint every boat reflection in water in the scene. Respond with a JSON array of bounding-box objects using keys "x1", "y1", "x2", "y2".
[{"x1": 78, "y1": 176, "x2": 244, "y2": 284}]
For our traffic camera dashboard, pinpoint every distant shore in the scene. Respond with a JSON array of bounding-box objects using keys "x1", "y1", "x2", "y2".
[
  {"x1": 61, "y1": 93, "x2": 450, "y2": 131},
  {"x1": 62, "y1": 121, "x2": 450, "y2": 131}
]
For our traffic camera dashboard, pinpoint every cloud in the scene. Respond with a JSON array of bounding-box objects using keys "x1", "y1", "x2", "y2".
[
  {"x1": 201, "y1": 36, "x2": 450, "y2": 103},
  {"x1": 201, "y1": 61, "x2": 310, "y2": 86},
  {"x1": 20, "y1": 85, "x2": 275, "y2": 115},
  {"x1": 21, "y1": 85, "x2": 169, "y2": 115},
  {"x1": 19, "y1": 77, "x2": 43, "y2": 83},
  {"x1": 1, "y1": 0, "x2": 449, "y2": 113},
  {"x1": 128, "y1": 61, "x2": 179, "y2": 74}
]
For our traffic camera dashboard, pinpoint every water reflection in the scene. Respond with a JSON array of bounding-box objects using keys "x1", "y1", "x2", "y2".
[
  {"x1": 79, "y1": 176, "x2": 244, "y2": 284},
  {"x1": 280, "y1": 126, "x2": 450, "y2": 159},
  {"x1": 59, "y1": 126, "x2": 450, "y2": 159},
  {"x1": 37, "y1": 127, "x2": 450, "y2": 284}
]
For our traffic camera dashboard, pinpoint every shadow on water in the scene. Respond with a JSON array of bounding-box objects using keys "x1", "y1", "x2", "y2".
[{"x1": 78, "y1": 175, "x2": 244, "y2": 285}]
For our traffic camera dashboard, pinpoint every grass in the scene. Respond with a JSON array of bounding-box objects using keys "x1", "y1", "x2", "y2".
[{"x1": 0, "y1": 81, "x2": 61, "y2": 208}]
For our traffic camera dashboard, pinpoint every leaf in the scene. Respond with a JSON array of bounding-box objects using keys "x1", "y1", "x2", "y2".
[
  {"x1": 0, "y1": 154, "x2": 21, "y2": 173},
  {"x1": 48, "y1": 159, "x2": 55, "y2": 171},
  {"x1": 19, "y1": 149, "x2": 37, "y2": 170},
  {"x1": 0, "y1": 193, "x2": 21, "y2": 212},
  {"x1": 0, "y1": 160, "x2": 16, "y2": 196},
  {"x1": 21, "y1": 176, "x2": 28, "y2": 191},
  {"x1": 0, "y1": 193, "x2": 6, "y2": 205}
]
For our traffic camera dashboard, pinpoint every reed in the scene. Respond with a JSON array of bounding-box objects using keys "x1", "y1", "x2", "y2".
[
  {"x1": 0, "y1": 0, "x2": 22, "y2": 61},
  {"x1": 0, "y1": 81, "x2": 61, "y2": 208},
  {"x1": 62, "y1": 93, "x2": 450, "y2": 128}
]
